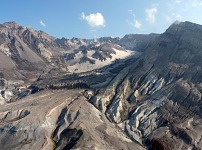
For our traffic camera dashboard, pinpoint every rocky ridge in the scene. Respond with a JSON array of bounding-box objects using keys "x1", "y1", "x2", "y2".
[
  {"x1": 0, "y1": 21, "x2": 158, "y2": 75},
  {"x1": 91, "y1": 21, "x2": 202, "y2": 149}
]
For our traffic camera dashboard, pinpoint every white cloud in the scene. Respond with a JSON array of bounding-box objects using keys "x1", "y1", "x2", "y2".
[
  {"x1": 145, "y1": 7, "x2": 158, "y2": 24},
  {"x1": 134, "y1": 20, "x2": 142, "y2": 29},
  {"x1": 81, "y1": 12, "x2": 106, "y2": 27},
  {"x1": 190, "y1": 0, "x2": 202, "y2": 7},
  {"x1": 175, "y1": 13, "x2": 182, "y2": 19},
  {"x1": 174, "y1": 0, "x2": 183, "y2": 3},
  {"x1": 165, "y1": 15, "x2": 172, "y2": 22},
  {"x1": 128, "y1": 9, "x2": 133, "y2": 14},
  {"x1": 40, "y1": 20, "x2": 46, "y2": 27},
  {"x1": 127, "y1": 10, "x2": 142, "y2": 29},
  {"x1": 172, "y1": 13, "x2": 182, "y2": 20},
  {"x1": 128, "y1": 20, "x2": 142, "y2": 29}
]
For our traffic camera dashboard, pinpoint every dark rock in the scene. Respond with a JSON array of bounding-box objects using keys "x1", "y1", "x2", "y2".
[{"x1": 55, "y1": 128, "x2": 83, "y2": 150}]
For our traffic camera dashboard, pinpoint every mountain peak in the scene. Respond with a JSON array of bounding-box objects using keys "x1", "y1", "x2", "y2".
[
  {"x1": 165, "y1": 20, "x2": 202, "y2": 35},
  {"x1": 2, "y1": 21, "x2": 20, "y2": 28},
  {"x1": 172, "y1": 20, "x2": 182, "y2": 25},
  {"x1": 174, "y1": 20, "x2": 202, "y2": 27}
]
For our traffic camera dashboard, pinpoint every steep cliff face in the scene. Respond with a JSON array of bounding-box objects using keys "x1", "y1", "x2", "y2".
[{"x1": 92, "y1": 21, "x2": 202, "y2": 149}]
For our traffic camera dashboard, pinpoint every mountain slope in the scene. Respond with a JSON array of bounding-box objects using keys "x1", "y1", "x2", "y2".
[
  {"x1": 0, "y1": 21, "x2": 141, "y2": 111},
  {"x1": 1, "y1": 21, "x2": 202, "y2": 150},
  {"x1": 91, "y1": 21, "x2": 202, "y2": 149},
  {"x1": 116, "y1": 33, "x2": 159, "y2": 51},
  {"x1": 97, "y1": 34, "x2": 159, "y2": 52},
  {"x1": 0, "y1": 21, "x2": 145, "y2": 76}
]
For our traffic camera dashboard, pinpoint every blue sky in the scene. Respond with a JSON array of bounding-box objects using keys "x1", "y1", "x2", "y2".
[{"x1": 1, "y1": 0, "x2": 202, "y2": 39}]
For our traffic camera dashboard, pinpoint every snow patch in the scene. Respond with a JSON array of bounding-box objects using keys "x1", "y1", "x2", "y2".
[{"x1": 66, "y1": 48, "x2": 134, "y2": 73}]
